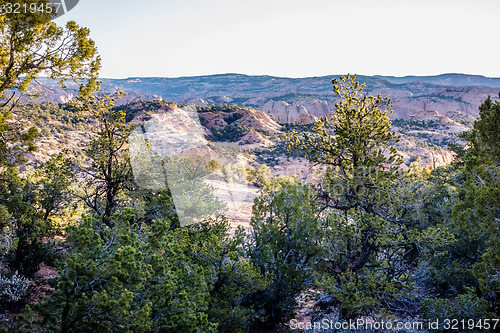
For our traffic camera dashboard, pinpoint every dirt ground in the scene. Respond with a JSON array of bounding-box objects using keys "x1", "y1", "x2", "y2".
[{"x1": 207, "y1": 179, "x2": 260, "y2": 233}]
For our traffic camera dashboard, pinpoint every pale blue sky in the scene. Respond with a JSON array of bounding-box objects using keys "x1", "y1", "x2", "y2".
[{"x1": 55, "y1": 0, "x2": 500, "y2": 79}]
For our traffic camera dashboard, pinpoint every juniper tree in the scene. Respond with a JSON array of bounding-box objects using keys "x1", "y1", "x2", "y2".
[
  {"x1": 453, "y1": 94, "x2": 500, "y2": 313},
  {"x1": 283, "y1": 74, "x2": 451, "y2": 318},
  {"x1": 0, "y1": 0, "x2": 100, "y2": 99},
  {"x1": 0, "y1": 0, "x2": 99, "y2": 274},
  {"x1": 14, "y1": 210, "x2": 266, "y2": 333},
  {"x1": 247, "y1": 176, "x2": 322, "y2": 325},
  {"x1": 70, "y1": 91, "x2": 135, "y2": 228}
]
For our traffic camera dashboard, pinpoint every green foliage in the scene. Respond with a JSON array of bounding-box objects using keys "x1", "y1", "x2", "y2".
[
  {"x1": 319, "y1": 269, "x2": 404, "y2": 319},
  {"x1": 129, "y1": 131, "x2": 227, "y2": 227},
  {"x1": 247, "y1": 176, "x2": 321, "y2": 325},
  {"x1": 13, "y1": 102, "x2": 88, "y2": 133},
  {"x1": 38, "y1": 210, "x2": 157, "y2": 332},
  {"x1": 422, "y1": 288, "x2": 494, "y2": 331},
  {"x1": 18, "y1": 210, "x2": 265, "y2": 332},
  {"x1": 163, "y1": 156, "x2": 226, "y2": 226},
  {"x1": 71, "y1": 91, "x2": 136, "y2": 226},
  {"x1": 184, "y1": 218, "x2": 267, "y2": 332},
  {"x1": 208, "y1": 159, "x2": 222, "y2": 172},
  {"x1": 245, "y1": 164, "x2": 271, "y2": 188},
  {"x1": 0, "y1": 106, "x2": 38, "y2": 169},
  {"x1": 473, "y1": 95, "x2": 500, "y2": 161},
  {"x1": 31, "y1": 152, "x2": 75, "y2": 223},
  {"x1": 3, "y1": 64, "x2": 500, "y2": 332},
  {"x1": 134, "y1": 153, "x2": 228, "y2": 227},
  {"x1": 0, "y1": 0, "x2": 100, "y2": 98},
  {"x1": 452, "y1": 94, "x2": 500, "y2": 312},
  {"x1": 0, "y1": 0, "x2": 99, "y2": 281},
  {"x1": 284, "y1": 74, "x2": 401, "y2": 171},
  {"x1": 0, "y1": 152, "x2": 74, "y2": 275},
  {"x1": 116, "y1": 99, "x2": 178, "y2": 123},
  {"x1": 195, "y1": 104, "x2": 242, "y2": 114},
  {"x1": 207, "y1": 125, "x2": 248, "y2": 142},
  {"x1": 392, "y1": 118, "x2": 438, "y2": 131},
  {"x1": 280, "y1": 75, "x2": 454, "y2": 319},
  {"x1": 131, "y1": 186, "x2": 178, "y2": 227},
  {"x1": 403, "y1": 145, "x2": 481, "y2": 298}
]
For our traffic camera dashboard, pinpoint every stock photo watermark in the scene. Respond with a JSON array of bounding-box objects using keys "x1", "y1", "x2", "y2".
[
  {"x1": 289, "y1": 318, "x2": 499, "y2": 331},
  {"x1": 1, "y1": 0, "x2": 79, "y2": 23},
  {"x1": 129, "y1": 104, "x2": 254, "y2": 227}
]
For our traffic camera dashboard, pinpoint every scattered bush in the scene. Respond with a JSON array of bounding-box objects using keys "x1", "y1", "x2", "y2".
[
  {"x1": 0, "y1": 273, "x2": 30, "y2": 303},
  {"x1": 422, "y1": 288, "x2": 495, "y2": 331},
  {"x1": 245, "y1": 164, "x2": 271, "y2": 187}
]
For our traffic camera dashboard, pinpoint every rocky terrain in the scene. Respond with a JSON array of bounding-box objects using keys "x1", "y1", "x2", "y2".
[
  {"x1": 15, "y1": 72, "x2": 493, "y2": 172},
  {"x1": 17, "y1": 74, "x2": 500, "y2": 121},
  {"x1": 54, "y1": 73, "x2": 500, "y2": 169},
  {"x1": 104, "y1": 74, "x2": 500, "y2": 122},
  {"x1": 7, "y1": 73, "x2": 498, "y2": 227}
]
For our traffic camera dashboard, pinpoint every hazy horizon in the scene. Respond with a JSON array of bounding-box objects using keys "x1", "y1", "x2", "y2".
[
  {"x1": 54, "y1": 0, "x2": 500, "y2": 79},
  {"x1": 95, "y1": 72, "x2": 500, "y2": 80}
]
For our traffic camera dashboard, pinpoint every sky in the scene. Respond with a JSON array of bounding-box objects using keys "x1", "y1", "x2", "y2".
[{"x1": 54, "y1": 0, "x2": 500, "y2": 79}]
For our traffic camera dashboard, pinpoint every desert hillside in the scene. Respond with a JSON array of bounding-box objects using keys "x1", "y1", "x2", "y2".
[
  {"x1": 22, "y1": 74, "x2": 499, "y2": 122},
  {"x1": 7, "y1": 91, "x2": 475, "y2": 232}
]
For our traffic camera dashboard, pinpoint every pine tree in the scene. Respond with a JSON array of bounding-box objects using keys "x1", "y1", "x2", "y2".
[
  {"x1": 71, "y1": 91, "x2": 135, "y2": 227},
  {"x1": 0, "y1": 1, "x2": 98, "y2": 275},
  {"x1": 453, "y1": 94, "x2": 500, "y2": 313},
  {"x1": 284, "y1": 74, "x2": 450, "y2": 318}
]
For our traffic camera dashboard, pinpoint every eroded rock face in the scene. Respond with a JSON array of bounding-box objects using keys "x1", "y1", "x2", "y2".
[
  {"x1": 261, "y1": 85, "x2": 497, "y2": 122},
  {"x1": 296, "y1": 113, "x2": 318, "y2": 124},
  {"x1": 98, "y1": 74, "x2": 500, "y2": 123},
  {"x1": 232, "y1": 108, "x2": 281, "y2": 133},
  {"x1": 257, "y1": 85, "x2": 497, "y2": 122},
  {"x1": 261, "y1": 100, "x2": 332, "y2": 123},
  {"x1": 261, "y1": 101, "x2": 308, "y2": 123},
  {"x1": 196, "y1": 106, "x2": 281, "y2": 134},
  {"x1": 16, "y1": 74, "x2": 500, "y2": 124},
  {"x1": 186, "y1": 98, "x2": 209, "y2": 107},
  {"x1": 297, "y1": 100, "x2": 332, "y2": 117},
  {"x1": 399, "y1": 147, "x2": 455, "y2": 169}
]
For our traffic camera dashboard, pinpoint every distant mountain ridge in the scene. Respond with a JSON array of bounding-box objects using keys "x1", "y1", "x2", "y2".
[
  {"x1": 17, "y1": 73, "x2": 500, "y2": 122},
  {"x1": 374, "y1": 73, "x2": 500, "y2": 88}
]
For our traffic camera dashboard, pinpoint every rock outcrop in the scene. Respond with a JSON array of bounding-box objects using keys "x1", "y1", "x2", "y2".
[
  {"x1": 261, "y1": 101, "x2": 308, "y2": 123},
  {"x1": 14, "y1": 74, "x2": 500, "y2": 124},
  {"x1": 297, "y1": 100, "x2": 332, "y2": 117},
  {"x1": 296, "y1": 113, "x2": 318, "y2": 124}
]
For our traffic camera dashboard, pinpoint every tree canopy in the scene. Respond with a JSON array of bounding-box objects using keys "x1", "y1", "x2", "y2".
[{"x1": 0, "y1": 0, "x2": 100, "y2": 99}]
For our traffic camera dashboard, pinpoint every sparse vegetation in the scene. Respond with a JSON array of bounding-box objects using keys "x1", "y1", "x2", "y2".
[
  {"x1": 0, "y1": 10, "x2": 498, "y2": 330},
  {"x1": 0, "y1": 273, "x2": 30, "y2": 303}
]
